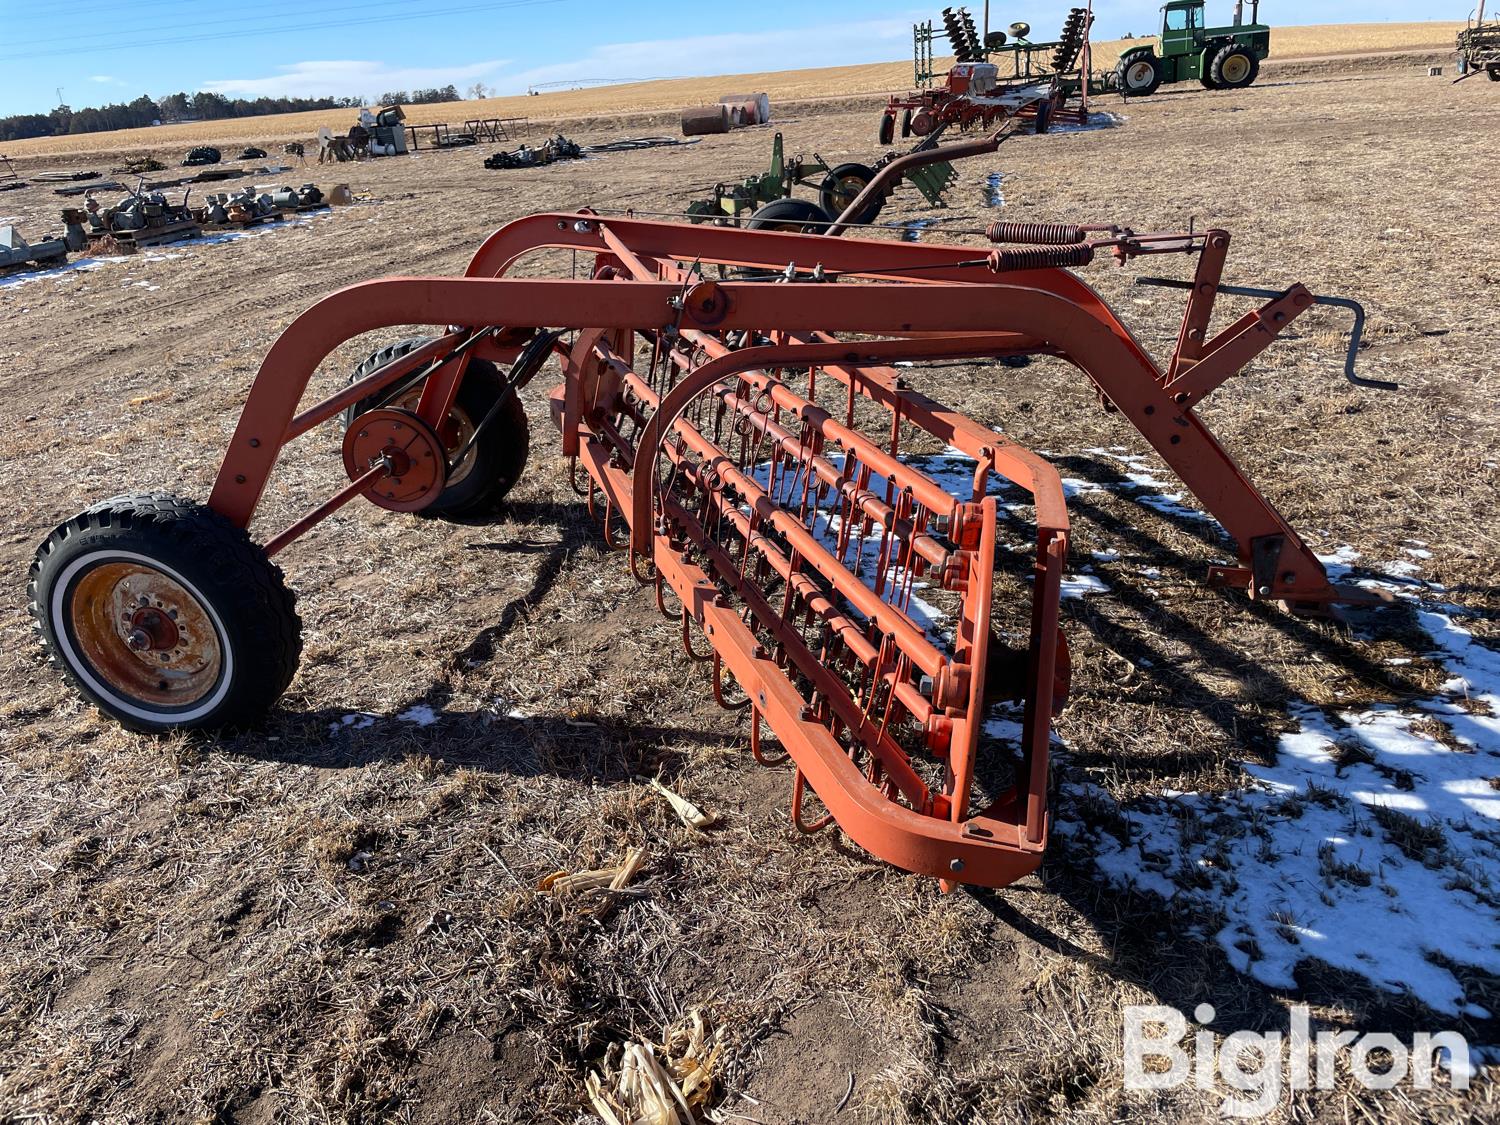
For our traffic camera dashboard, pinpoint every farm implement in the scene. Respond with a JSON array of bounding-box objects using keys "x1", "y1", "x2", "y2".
[
  {"x1": 30, "y1": 157, "x2": 1389, "y2": 889},
  {"x1": 684, "y1": 129, "x2": 966, "y2": 229},
  {"x1": 879, "y1": 6, "x2": 1098, "y2": 144},
  {"x1": 1456, "y1": 1, "x2": 1500, "y2": 81}
]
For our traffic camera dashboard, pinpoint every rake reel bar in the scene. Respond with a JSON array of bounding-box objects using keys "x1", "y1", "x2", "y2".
[{"x1": 32, "y1": 212, "x2": 1384, "y2": 887}]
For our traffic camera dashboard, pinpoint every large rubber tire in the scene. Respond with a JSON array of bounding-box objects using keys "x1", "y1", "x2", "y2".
[
  {"x1": 1200, "y1": 72, "x2": 1222, "y2": 89},
  {"x1": 1116, "y1": 54, "x2": 1163, "y2": 97},
  {"x1": 29, "y1": 493, "x2": 301, "y2": 733},
  {"x1": 1489, "y1": 66, "x2": 1500, "y2": 82},
  {"x1": 1211, "y1": 46, "x2": 1259, "y2": 89},
  {"x1": 877, "y1": 111, "x2": 895, "y2": 146},
  {"x1": 344, "y1": 336, "x2": 530, "y2": 520},
  {"x1": 818, "y1": 163, "x2": 881, "y2": 225},
  {"x1": 745, "y1": 198, "x2": 833, "y2": 233}
]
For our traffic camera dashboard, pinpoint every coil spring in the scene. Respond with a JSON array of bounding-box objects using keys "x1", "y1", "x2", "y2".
[
  {"x1": 988, "y1": 244, "x2": 1095, "y2": 272},
  {"x1": 986, "y1": 221, "x2": 1087, "y2": 245}
]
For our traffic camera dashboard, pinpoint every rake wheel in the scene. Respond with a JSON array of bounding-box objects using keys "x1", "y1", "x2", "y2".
[
  {"x1": 818, "y1": 162, "x2": 882, "y2": 225},
  {"x1": 28, "y1": 493, "x2": 300, "y2": 732},
  {"x1": 343, "y1": 336, "x2": 530, "y2": 519}
]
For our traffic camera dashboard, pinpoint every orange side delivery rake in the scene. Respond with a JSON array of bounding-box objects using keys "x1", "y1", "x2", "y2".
[{"x1": 29, "y1": 210, "x2": 1383, "y2": 889}]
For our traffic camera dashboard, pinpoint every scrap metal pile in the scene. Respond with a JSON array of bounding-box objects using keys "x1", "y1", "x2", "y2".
[
  {"x1": 29, "y1": 142, "x2": 1391, "y2": 889},
  {"x1": 483, "y1": 134, "x2": 583, "y2": 169},
  {"x1": 879, "y1": 6, "x2": 1097, "y2": 143},
  {"x1": 1, "y1": 225, "x2": 67, "y2": 274},
  {"x1": 64, "y1": 186, "x2": 201, "y2": 249}
]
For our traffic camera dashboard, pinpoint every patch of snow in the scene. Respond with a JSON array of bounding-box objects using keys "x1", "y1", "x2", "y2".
[
  {"x1": 0, "y1": 255, "x2": 130, "y2": 290},
  {"x1": 398, "y1": 704, "x2": 439, "y2": 727},
  {"x1": 890, "y1": 218, "x2": 934, "y2": 243},
  {"x1": 1061, "y1": 574, "x2": 1109, "y2": 599},
  {"x1": 329, "y1": 712, "x2": 378, "y2": 734},
  {"x1": 1063, "y1": 569, "x2": 1500, "y2": 1016},
  {"x1": 984, "y1": 171, "x2": 1004, "y2": 208}
]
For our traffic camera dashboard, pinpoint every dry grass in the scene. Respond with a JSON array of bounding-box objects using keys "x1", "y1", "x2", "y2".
[
  {"x1": 0, "y1": 55, "x2": 1495, "y2": 1125},
  {"x1": 0, "y1": 22, "x2": 1462, "y2": 160}
]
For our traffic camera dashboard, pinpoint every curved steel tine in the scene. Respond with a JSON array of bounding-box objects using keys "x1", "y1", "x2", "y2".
[
  {"x1": 791, "y1": 768, "x2": 835, "y2": 834},
  {"x1": 750, "y1": 706, "x2": 790, "y2": 766},
  {"x1": 712, "y1": 651, "x2": 753, "y2": 710},
  {"x1": 568, "y1": 456, "x2": 590, "y2": 497},
  {"x1": 599, "y1": 499, "x2": 623, "y2": 549},
  {"x1": 681, "y1": 608, "x2": 714, "y2": 661}
]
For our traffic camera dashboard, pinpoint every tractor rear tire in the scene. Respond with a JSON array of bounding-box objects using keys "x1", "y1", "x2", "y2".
[
  {"x1": 877, "y1": 112, "x2": 895, "y2": 146},
  {"x1": 819, "y1": 163, "x2": 882, "y2": 225},
  {"x1": 1200, "y1": 72, "x2": 1221, "y2": 89},
  {"x1": 745, "y1": 198, "x2": 833, "y2": 233},
  {"x1": 29, "y1": 493, "x2": 301, "y2": 732},
  {"x1": 1116, "y1": 54, "x2": 1163, "y2": 97},
  {"x1": 344, "y1": 337, "x2": 530, "y2": 520},
  {"x1": 1211, "y1": 46, "x2": 1259, "y2": 89}
]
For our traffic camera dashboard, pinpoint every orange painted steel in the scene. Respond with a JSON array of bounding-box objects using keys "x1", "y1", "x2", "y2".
[{"x1": 197, "y1": 211, "x2": 1368, "y2": 886}]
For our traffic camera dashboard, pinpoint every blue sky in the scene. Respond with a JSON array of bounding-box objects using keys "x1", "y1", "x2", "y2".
[{"x1": 0, "y1": 0, "x2": 1451, "y2": 116}]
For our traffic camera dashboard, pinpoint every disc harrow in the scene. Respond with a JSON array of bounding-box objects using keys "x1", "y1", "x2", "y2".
[{"x1": 31, "y1": 195, "x2": 1388, "y2": 889}]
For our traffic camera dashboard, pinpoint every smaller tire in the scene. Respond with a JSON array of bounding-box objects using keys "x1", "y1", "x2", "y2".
[
  {"x1": 745, "y1": 198, "x2": 833, "y2": 234},
  {"x1": 900, "y1": 108, "x2": 913, "y2": 138},
  {"x1": 818, "y1": 162, "x2": 881, "y2": 225},
  {"x1": 1116, "y1": 54, "x2": 1163, "y2": 97},
  {"x1": 1488, "y1": 66, "x2": 1500, "y2": 82},
  {"x1": 29, "y1": 493, "x2": 301, "y2": 732},
  {"x1": 877, "y1": 112, "x2": 895, "y2": 146},
  {"x1": 344, "y1": 337, "x2": 530, "y2": 520},
  {"x1": 1032, "y1": 98, "x2": 1053, "y2": 134},
  {"x1": 1211, "y1": 45, "x2": 1259, "y2": 89}
]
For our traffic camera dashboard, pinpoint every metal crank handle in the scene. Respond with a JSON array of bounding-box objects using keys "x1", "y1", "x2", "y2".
[{"x1": 1133, "y1": 276, "x2": 1398, "y2": 392}]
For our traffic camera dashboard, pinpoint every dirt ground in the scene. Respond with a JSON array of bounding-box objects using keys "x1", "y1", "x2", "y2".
[{"x1": 1, "y1": 60, "x2": 1497, "y2": 1124}]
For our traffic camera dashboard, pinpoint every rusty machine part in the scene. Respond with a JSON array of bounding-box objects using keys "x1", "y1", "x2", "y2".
[
  {"x1": 30, "y1": 207, "x2": 1390, "y2": 889},
  {"x1": 64, "y1": 184, "x2": 202, "y2": 250},
  {"x1": 881, "y1": 5, "x2": 1097, "y2": 144}
]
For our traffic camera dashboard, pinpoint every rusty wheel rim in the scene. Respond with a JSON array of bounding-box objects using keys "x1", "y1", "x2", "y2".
[
  {"x1": 385, "y1": 388, "x2": 477, "y2": 485},
  {"x1": 827, "y1": 174, "x2": 869, "y2": 216},
  {"x1": 63, "y1": 559, "x2": 224, "y2": 711}
]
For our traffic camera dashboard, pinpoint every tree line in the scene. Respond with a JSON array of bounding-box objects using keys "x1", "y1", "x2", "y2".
[{"x1": 0, "y1": 91, "x2": 374, "y2": 142}]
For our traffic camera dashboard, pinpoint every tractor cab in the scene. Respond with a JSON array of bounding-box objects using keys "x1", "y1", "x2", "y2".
[
  {"x1": 1115, "y1": 0, "x2": 1270, "y2": 96},
  {"x1": 1160, "y1": 1, "x2": 1206, "y2": 56}
]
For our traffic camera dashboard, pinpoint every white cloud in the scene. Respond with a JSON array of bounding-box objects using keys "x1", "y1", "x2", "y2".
[
  {"x1": 88, "y1": 75, "x2": 121, "y2": 84},
  {"x1": 202, "y1": 58, "x2": 509, "y2": 100},
  {"x1": 494, "y1": 18, "x2": 913, "y2": 93}
]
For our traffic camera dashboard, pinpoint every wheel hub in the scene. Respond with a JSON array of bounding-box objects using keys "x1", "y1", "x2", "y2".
[
  {"x1": 68, "y1": 562, "x2": 223, "y2": 706},
  {"x1": 342, "y1": 407, "x2": 449, "y2": 511}
]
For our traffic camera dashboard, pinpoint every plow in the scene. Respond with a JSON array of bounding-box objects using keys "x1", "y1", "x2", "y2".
[{"x1": 30, "y1": 155, "x2": 1391, "y2": 890}]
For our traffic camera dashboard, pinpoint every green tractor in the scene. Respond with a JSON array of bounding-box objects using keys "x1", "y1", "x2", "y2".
[{"x1": 1114, "y1": 0, "x2": 1270, "y2": 96}]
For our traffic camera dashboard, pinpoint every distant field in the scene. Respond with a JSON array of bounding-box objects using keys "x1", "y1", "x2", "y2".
[{"x1": 1, "y1": 21, "x2": 1461, "y2": 160}]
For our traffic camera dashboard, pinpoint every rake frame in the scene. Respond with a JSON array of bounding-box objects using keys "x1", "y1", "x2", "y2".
[{"x1": 183, "y1": 213, "x2": 1362, "y2": 885}]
